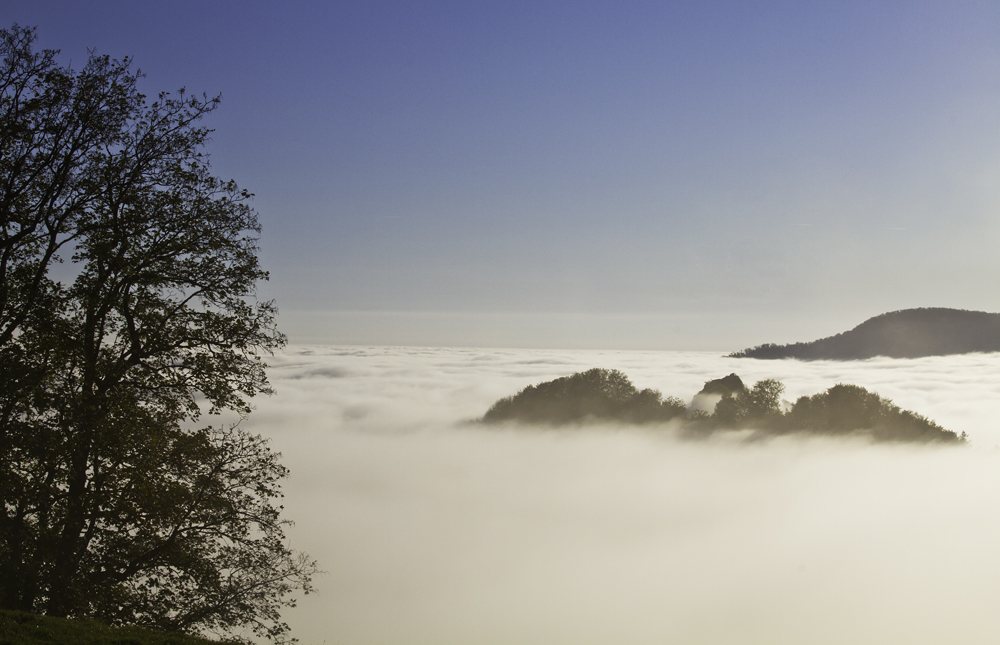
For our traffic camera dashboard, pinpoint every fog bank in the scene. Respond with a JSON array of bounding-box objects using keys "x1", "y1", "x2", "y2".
[{"x1": 245, "y1": 347, "x2": 1000, "y2": 644}]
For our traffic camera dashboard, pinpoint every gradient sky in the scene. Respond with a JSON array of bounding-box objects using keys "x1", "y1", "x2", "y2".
[{"x1": 7, "y1": 1, "x2": 1000, "y2": 349}]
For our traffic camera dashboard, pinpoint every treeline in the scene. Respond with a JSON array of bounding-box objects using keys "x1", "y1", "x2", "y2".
[
  {"x1": 731, "y1": 308, "x2": 1000, "y2": 360},
  {"x1": 482, "y1": 368, "x2": 964, "y2": 443}
]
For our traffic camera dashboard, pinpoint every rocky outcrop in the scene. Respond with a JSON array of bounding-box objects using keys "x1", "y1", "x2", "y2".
[
  {"x1": 697, "y1": 373, "x2": 747, "y2": 396},
  {"x1": 690, "y1": 373, "x2": 746, "y2": 414}
]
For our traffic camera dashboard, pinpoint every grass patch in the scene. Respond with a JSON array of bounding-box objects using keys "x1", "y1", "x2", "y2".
[{"x1": 0, "y1": 609, "x2": 231, "y2": 645}]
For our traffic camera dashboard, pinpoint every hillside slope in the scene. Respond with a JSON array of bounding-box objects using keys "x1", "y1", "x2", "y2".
[{"x1": 730, "y1": 308, "x2": 1000, "y2": 360}]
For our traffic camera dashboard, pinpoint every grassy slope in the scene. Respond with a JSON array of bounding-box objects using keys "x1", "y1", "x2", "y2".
[{"x1": 0, "y1": 610, "x2": 232, "y2": 645}]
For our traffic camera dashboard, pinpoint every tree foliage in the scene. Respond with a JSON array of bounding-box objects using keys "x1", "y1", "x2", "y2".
[
  {"x1": 786, "y1": 383, "x2": 958, "y2": 442},
  {"x1": 714, "y1": 378, "x2": 785, "y2": 426},
  {"x1": 0, "y1": 25, "x2": 314, "y2": 643}
]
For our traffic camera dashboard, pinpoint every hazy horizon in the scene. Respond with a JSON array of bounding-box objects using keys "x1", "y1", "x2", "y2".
[
  {"x1": 276, "y1": 307, "x2": 885, "y2": 351},
  {"x1": 10, "y1": 1, "x2": 1000, "y2": 348}
]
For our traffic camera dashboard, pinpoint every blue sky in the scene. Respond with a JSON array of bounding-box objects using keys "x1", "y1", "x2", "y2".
[{"x1": 7, "y1": 1, "x2": 1000, "y2": 348}]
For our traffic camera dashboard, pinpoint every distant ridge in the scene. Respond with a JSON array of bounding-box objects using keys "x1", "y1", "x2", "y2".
[{"x1": 730, "y1": 308, "x2": 1000, "y2": 360}]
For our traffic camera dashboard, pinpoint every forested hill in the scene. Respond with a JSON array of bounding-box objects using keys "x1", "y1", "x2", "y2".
[
  {"x1": 730, "y1": 308, "x2": 1000, "y2": 360},
  {"x1": 481, "y1": 368, "x2": 963, "y2": 443}
]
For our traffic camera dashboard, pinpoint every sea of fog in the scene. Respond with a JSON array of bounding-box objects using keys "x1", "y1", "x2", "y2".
[{"x1": 242, "y1": 346, "x2": 1000, "y2": 645}]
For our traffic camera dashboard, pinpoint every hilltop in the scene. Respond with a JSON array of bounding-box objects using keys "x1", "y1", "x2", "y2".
[{"x1": 730, "y1": 308, "x2": 1000, "y2": 360}]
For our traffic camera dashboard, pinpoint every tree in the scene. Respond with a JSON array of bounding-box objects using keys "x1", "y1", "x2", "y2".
[
  {"x1": 787, "y1": 383, "x2": 960, "y2": 441},
  {"x1": 741, "y1": 379, "x2": 785, "y2": 420},
  {"x1": 0, "y1": 24, "x2": 314, "y2": 643},
  {"x1": 712, "y1": 379, "x2": 784, "y2": 427}
]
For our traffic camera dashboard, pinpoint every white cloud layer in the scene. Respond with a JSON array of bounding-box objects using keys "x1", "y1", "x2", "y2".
[{"x1": 244, "y1": 346, "x2": 1000, "y2": 644}]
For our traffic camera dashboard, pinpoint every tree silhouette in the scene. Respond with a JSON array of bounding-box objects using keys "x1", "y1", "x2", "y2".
[{"x1": 0, "y1": 25, "x2": 313, "y2": 643}]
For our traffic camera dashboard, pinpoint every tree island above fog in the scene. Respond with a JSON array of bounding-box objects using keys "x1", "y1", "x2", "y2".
[
  {"x1": 482, "y1": 369, "x2": 963, "y2": 443},
  {"x1": 731, "y1": 307, "x2": 1000, "y2": 360}
]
